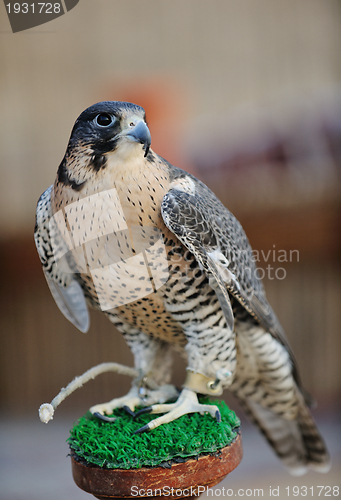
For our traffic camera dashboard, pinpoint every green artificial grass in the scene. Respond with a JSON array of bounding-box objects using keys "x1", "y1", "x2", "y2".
[{"x1": 68, "y1": 397, "x2": 240, "y2": 469}]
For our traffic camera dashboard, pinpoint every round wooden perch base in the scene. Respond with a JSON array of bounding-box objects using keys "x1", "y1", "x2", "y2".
[{"x1": 71, "y1": 433, "x2": 242, "y2": 500}]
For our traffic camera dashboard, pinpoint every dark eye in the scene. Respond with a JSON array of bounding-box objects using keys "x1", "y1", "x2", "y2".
[{"x1": 95, "y1": 113, "x2": 114, "y2": 127}]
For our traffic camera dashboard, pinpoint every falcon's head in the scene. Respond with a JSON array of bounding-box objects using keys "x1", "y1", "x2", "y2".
[{"x1": 57, "y1": 101, "x2": 152, "y2": 191}]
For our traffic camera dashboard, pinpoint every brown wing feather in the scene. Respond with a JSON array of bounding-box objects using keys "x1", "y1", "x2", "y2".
[{"x1": 161, "y1": 175, "x2": 306, "y2": 394}]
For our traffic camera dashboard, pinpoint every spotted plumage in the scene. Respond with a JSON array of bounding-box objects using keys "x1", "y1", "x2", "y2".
[{"x1": 35, "y1": 101, "x2": 330, "y2": 474}]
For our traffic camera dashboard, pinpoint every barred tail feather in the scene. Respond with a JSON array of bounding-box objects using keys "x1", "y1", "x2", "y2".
[
  {"x1": 295, "y1": 393, "x2": 331, "y2": 473},
  {"x1": 237, "y1": 394, "x2": 331, "y2": 475}
]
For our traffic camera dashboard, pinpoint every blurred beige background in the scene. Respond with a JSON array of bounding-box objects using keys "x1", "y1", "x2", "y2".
[{"x1": 0, "y1": 1, "x2": 340, "y2": 499}]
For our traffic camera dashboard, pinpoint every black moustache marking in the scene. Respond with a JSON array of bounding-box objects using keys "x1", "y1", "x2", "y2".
[
  {"x1": 57, "y1": 159, "x2": 87, "y2": 191},
  {"x1": 90, "y1": 138, "x2": 119, "y2": 172},
  {"x1": 91, "y1": 154, "x2": 107, "y2": 172}
]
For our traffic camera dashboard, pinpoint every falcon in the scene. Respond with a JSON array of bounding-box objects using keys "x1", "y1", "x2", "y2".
[{"x1": 35, "y1": 101, "x2": 330, "y2": 475}]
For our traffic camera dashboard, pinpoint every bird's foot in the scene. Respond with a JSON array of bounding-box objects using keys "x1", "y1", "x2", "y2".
[
  {"x1": 90, "y1": 384, "x2": 179, "y2": 422},
  {"x1": 134, "y1": 388, "x2": 221, "y2": 433},
  {"x1": 90, "y1": 386, "x2": 140, "y2": 422}
]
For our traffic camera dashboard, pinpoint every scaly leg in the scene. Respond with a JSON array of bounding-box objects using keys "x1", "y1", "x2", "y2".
[
  {"x1": 90, "y1": 383, "x2": 178, "y2": 422},
  {"x1": 90, "y1": 333, "x2": 178, "y2": 421},
  {"x1": 134, "y1": 387, "x2": 221, "y2": 433}
]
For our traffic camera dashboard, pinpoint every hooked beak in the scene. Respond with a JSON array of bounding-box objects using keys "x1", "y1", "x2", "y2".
[{"x1": 125, "y1": 121, "x2": 151, "y2": 157}]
